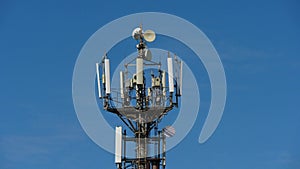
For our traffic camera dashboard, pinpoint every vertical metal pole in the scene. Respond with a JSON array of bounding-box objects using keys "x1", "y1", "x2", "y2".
[
  {"x1": 123, "y1": 130, "x2": 126, "y2": 169},
  {"x1": 158, "y1": 131, "x2": 161, "y2": 169},
  {"x1": 154, "y1": 126, "x2": 158, "y2": 159},
  {"x1": 162, "y1": 132, "x2": 166, "y2": 169}
]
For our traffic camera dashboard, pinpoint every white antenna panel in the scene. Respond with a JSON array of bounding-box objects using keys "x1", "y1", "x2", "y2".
[
  {"x1": 167, "y1": 57, "x2": 174, "y2": 92},
  {"x1": 104, "y1": 59, "x2": 111, "y2": 94},
  {"x1": 96, "y1": 63, "x2": 102, "y2": 98},
  {"x1": 136, "y1": 58, "x2": 143, "y2": 85},
  {"x1": 115, "y1": 126, "x2": 122, "y2": 163},
  {"x1": 120, "y1": 71, "x2": 124, "y2": 98},
  {"x1": 179, "y1": 61, "x2": 183, "y2": 95},
  {"x1": 162, "y1": 70, "x2": 166, "y2": 96}
]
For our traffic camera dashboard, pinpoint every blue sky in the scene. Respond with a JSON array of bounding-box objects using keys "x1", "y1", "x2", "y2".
[{"x1": 1, "y1": 0, "x2": 299, "y2": 169}]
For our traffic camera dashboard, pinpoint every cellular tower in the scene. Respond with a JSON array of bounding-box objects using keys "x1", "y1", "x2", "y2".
[{"x1": 96, "y1": 26, "x2": 183, "y2": 169}]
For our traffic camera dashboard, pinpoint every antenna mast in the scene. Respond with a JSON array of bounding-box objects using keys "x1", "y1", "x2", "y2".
[{"x1": 96, "y1": 26, "x2": 183, "y2": 169}]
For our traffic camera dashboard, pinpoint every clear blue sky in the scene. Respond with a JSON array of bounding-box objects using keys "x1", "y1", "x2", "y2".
[{"x1": 1, "y1": 0, "x2": 299, "y2": 169}]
